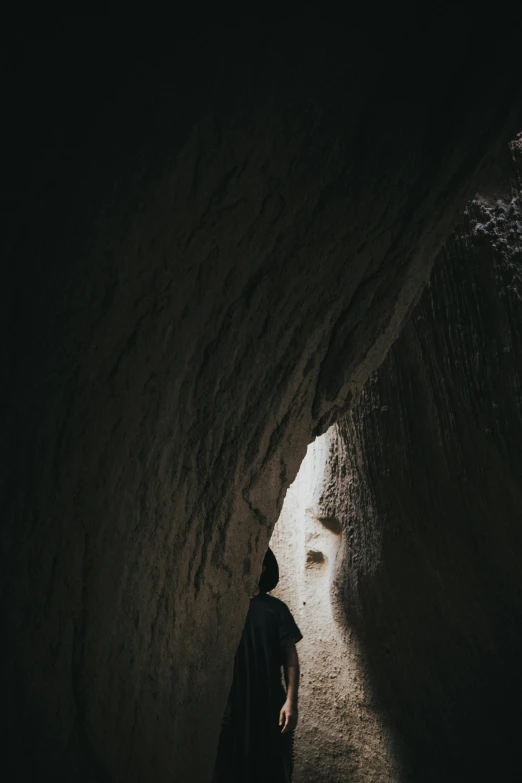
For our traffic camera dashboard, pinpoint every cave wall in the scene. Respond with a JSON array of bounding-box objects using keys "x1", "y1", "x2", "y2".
[
  {"x1": 1, "y1": 18, "x2": 521, "y2": 782},
  {"x1": 335, "y1": 136, "x2": 522, "y2": 781}
]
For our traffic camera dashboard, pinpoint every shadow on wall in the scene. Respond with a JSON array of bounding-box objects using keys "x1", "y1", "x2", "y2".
[
  {"x1": 270, "y1": 431, "x2": 399, "y2": 783},
  {"x1": 332, "y1": 137, "x2": 522, "y2": 782}
]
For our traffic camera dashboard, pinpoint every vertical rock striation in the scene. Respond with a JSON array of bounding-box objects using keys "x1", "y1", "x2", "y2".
[{"x1": 335, "y1": 135, "x2": 522, "y2": 781}]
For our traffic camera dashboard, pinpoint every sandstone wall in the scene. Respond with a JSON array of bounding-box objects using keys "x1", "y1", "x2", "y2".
[
  {"x1": 1, "y1": 18, "x2": 520, "y2": 782},
  {"x1": 331, "y1": 136, "x2": 522, "y2": 781},
  {"x1": 271, "y1": 431, "x2": 399, "y2": 783}
]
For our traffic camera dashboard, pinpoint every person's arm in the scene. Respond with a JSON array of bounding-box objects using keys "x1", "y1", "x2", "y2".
[{"x1": 279, "y1": 643, "x2": 300, "y2": 734}]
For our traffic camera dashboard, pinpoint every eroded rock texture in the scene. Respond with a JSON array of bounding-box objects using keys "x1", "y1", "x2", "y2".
[
  {"x1": 271, "y1": 431, "x2": 400, "y2": 783},
  {"x1": 1, "y1": 18, "x2": 520, "y2": 782},
  {"x1": 335, "y1": 137, "x2": 522, "y2": 781}
]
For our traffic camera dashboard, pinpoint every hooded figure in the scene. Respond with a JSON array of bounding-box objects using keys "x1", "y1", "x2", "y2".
[{"x1": 213, "y1": 548, "x2": 303, "y2": 783}]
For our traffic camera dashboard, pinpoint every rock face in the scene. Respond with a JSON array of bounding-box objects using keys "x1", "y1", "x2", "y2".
[
  {"x1": 271, "y1": 431, "x2": 400, "y2": 783},
  {"x1": 331, "y1": 136, "x2": 522, "y2": 781},
  {"x1": 1, "y1": 18, "x2": 521, "y2": 783}
]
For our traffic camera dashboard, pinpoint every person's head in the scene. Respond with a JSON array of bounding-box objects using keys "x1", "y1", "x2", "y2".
[{"x1": 258, "y1": 548, "x2": 279, "y2": 593}]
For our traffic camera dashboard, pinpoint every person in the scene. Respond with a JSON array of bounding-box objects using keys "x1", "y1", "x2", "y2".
[{"x1": 213, "y1": 548, "x2": 302, "y2": 783}]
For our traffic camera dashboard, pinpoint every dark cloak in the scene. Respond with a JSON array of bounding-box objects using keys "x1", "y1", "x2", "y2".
[{"x1": 213, "y1": 578, "x2": 302, "y2": 783}]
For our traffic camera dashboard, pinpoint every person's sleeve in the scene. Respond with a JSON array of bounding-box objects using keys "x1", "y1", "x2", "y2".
[{"x1": 278, "y1": 601, "x2": 303, "y2": 647}]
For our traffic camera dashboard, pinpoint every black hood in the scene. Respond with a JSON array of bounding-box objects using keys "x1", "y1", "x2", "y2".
[{"x1": 259, "y1": 547, "x2": 279, "y2": 592}]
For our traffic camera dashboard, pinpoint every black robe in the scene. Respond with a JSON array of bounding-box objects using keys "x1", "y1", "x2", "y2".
[{"x1": 213, "y1": 592, "x2": 303, "y2": 783}]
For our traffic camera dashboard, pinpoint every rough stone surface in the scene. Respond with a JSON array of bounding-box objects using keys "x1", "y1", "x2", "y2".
[
  {"x1": 1, "y1": 19, "x2": 521, "y2": 782},
  {"x1": 330, "y1": 136, "x2": 522, "y2": 781},
  {"x1": 271, "y1": 431, "x2": 399, "y2": 783}
]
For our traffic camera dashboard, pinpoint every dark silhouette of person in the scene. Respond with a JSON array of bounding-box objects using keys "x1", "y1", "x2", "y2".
[{"x1": 213, "y1": 548, "x2": 302, "y2": 782}]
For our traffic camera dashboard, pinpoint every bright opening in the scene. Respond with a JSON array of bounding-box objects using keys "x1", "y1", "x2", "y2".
[{"x1": 270, "y1": 427, "x2": 397, "y2": 782}]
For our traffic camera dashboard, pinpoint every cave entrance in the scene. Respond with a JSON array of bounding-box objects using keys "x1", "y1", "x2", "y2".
[{"x1": 269, "y1": 427, "x2": 397, "y2": 781}]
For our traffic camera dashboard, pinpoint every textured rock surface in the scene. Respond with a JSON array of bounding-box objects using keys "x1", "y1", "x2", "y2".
[
  {"x1": 1, "y1": 18, "x2": 521, "y2": 782},
  {"x1": 271, "y1": 431, "x2": 399, "y2": 783},
  {"x1": 331, "y1": 136, "x2": 522, "y2": 781}
]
